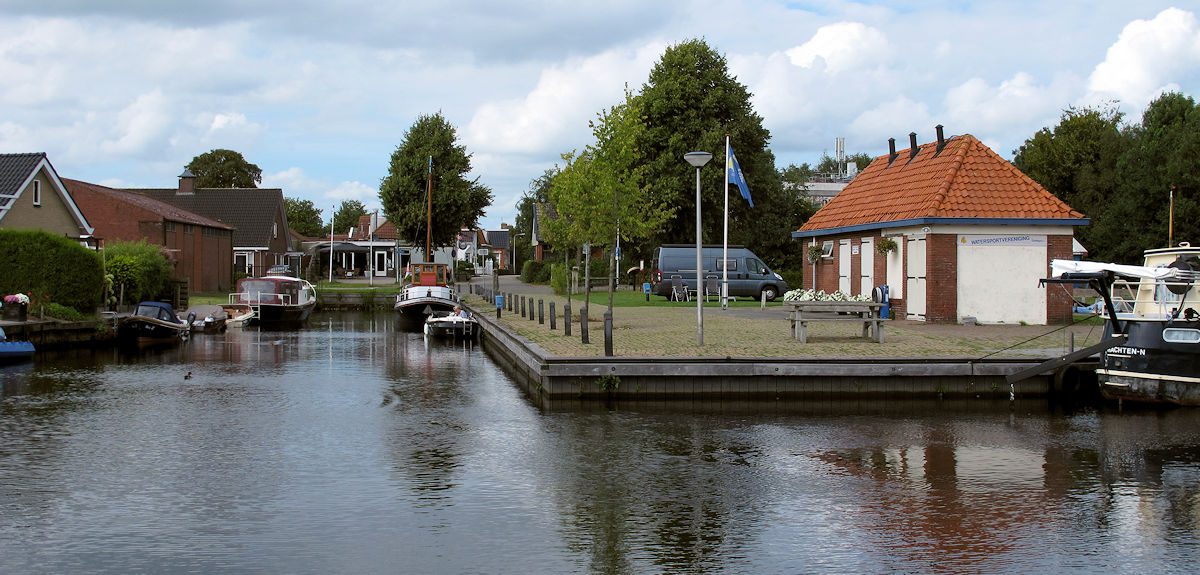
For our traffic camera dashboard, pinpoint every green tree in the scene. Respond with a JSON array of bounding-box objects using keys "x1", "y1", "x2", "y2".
[
  {"x1": 104, "y1": 240, "x2": 173, "y2": 305},
  {"x1": 186, "y1": 149, "x2": 262, "y2": 188},
  {"x1": 379, "y1": 113, "x2": 493, "y2": 252},
  {"x1": 331, "y1": 200, "x2": 368, "y2": 237},
  {"x1": 1013, "y1": 103, "x2": 1127, "y2": 261},
  {"x1": 632, "y1": 39, "x2": 791, "y2": 270},
  {"x1": 1103, "y1": 92, "x2": 1200, "y2": 262},
  {"x1": 847, "y1": 152, "x2": 873, "y2": 173},
  {"x1": 285, "y1": 197, "x2": 325, "y2": 237},
  {"x1": 778, "y1": 163, "x2": 819, "y2": 224},
  {"x1": 512, "y1": 169, "x2": 555, "y2": 270}
]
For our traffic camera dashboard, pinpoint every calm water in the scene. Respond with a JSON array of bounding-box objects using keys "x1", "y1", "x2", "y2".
[{"x1": 2, "y1": 312, "x2": 1200, "y2": 574}]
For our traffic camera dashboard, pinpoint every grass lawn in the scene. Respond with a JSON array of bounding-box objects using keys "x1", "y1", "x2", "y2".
[{"x1": 529, "y1": 286, "x2": 784, "y2": 309}]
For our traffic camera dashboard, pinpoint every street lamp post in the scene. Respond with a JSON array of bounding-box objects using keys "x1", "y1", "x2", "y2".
[{"x1": 684, "y1": 151, "x2": 712, "y2": 346}]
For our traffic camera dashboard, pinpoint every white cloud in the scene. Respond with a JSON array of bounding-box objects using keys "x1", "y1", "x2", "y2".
[
  {"x1": 847, "y1": 96, "x2": 934, "y2": 146},
  {"x1": 784, "y1": 22, "x2": 890, "y2": 74},
  {"x1": 1085, "y1": 7, "x2": 1200, "y2": 109},
  {"x1": 464, "y1": 43, "x2": 663, "y2": 155},
  {"x1": 944, "y1": 72, "x2": 1078, "y2": 134},
  {"x1": 100, "y1": 90, "x2": 172, "y2": 156}
]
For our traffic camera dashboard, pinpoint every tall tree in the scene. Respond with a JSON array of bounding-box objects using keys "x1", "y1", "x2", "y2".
[
  {"x1": 186, "y1": 149, "x2": 262, "y2": 188},
  {"x1": 1104, "y1": 92, "x2": 1200, "y2": 262},
  {"x1": 379, "y1": 113, "x2": 493, "y2": 251},
  {"x1": 284, "y1": 197, "x2": 325, "y2": 237},
  {"x1": 512, "y1": 169, "x2": 555, "y2": 270},
  {"x1": 331, "y1": 200, "x2": 367, "y2": 237},
  {"x1": 632, "y1": 39, "x2": 791, "y2": 270}
]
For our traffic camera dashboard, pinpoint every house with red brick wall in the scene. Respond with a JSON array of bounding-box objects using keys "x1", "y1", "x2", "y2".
[
  {"x1": 65, "y1": 179, "x2": 235, "y2": 293},
  {"x1": 793, "y1": 127, "x2": 1087, "y2": 325}
]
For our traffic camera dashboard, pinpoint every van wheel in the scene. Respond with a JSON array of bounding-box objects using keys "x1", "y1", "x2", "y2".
[{"x1": 760, "y1": 286, "x2": 778, "y2": 302}]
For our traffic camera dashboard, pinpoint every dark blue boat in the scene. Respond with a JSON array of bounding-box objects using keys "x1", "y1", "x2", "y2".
[{"x1": 117, "y1": 301, "x2": 190, "y2": 345}]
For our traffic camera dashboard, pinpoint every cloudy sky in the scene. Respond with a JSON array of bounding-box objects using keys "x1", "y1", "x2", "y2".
[{"x1": 3, "y1": 1, "x2": 1198, "y2": 229}]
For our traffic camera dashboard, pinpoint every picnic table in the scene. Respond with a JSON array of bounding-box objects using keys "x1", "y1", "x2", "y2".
[{"x1": 785, "y1": 301, "x2": 887, "y2": 343}]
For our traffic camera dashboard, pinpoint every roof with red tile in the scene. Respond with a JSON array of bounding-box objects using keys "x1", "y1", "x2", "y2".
[
  {"x1": 353, "y1": 214, "x2": 398, "y2": 240},
  {"x1": 795, "y1": 134, "x2": 1086, "y2": 237},
  {"x1": 64, "y1": 178, "x2": 233, "y2": 230}
]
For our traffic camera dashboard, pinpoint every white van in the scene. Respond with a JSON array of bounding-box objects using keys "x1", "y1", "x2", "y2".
[{"x1": 651, "y1": 244, "x2": 788, "y2": 301}]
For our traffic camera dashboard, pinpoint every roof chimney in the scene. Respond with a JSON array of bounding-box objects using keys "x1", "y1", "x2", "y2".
[
  {"x1": 177, "y1": 168, "x2": 195, "y2": 195},
  {"x1": 887, "y1": 138, "x2": 897, "y2": 165},
  {"x1": 935, "y1": 124, "x2": 946, "y2": 155},
  {"x1": 908, "y1": 132, "x2": 918, "y2": 162}
]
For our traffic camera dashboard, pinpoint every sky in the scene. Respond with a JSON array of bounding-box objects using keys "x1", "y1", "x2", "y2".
[{"x1": 3, "y1": 1, "x2": 1198, "y2": 230}]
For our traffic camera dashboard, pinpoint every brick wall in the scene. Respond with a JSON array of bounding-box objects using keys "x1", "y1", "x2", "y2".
[
  {"x1": 1046, "y1": 235, "x2": 1075, "y2": 324},
  {"x1": 925, "y1": 234, "x2": 957, "y2": 323}
]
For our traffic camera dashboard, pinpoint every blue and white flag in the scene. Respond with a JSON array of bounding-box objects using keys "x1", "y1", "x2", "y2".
[{"x1": 727, "y1": 146, "x2": 753, "y2": 207}]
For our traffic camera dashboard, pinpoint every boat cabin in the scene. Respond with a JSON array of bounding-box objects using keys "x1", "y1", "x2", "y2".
[
  {"x1": 409, "y1": 262, "x2": 452, "y2": 286},
  {"x1": 235, "y1": 276, "x2": 315, "y2": 306},
  {"x1": 133, "y1": 301, "x2": 182, "y2": 323}
]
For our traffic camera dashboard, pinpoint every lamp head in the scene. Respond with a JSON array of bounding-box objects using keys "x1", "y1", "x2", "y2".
[{"x1": 684, "y1": 151, "x2": 713, "y2": 168}]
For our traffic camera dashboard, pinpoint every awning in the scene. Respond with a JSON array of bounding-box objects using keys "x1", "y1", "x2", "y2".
[{"x1": 311, "y1": 242, "x2": 369, "y2": 254}]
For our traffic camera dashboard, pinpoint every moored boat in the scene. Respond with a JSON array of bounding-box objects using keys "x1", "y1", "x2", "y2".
[
  {"x1": 117, "y1": 301, "x2": 191, "y2": 345},
  {"x1": 181, "y1": 304, "x2": 228, "y2": 334},
  {"x1": 221, "y1": 303, "x2": 255, "y2": 328},
  {"x1": 231, "y1": 276, "x2": 317, "y2": 327},
  {"x1": 395, "y1": 262, "x2": 460, "y2": 327},
  {"x1": 1048, "y1": 242, "x2": 1200, "y2": 406},
  {"x1": 423, "y1": 309, "x2": 479, "y2": 340}
]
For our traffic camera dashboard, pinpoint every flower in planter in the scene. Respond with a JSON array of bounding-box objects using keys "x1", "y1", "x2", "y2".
[{"x1": 3, "y1": 293, "x2": 30, "y2": 305}]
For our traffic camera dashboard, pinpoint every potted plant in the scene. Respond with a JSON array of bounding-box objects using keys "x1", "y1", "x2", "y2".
[
  {"x1": 875, "y1": 237, "x2": 898, "y2": 255},
  {"x1": 806, "y1": 245, "x2": 824, "y2": 264},
  {"x1": 2, "y1": 293, "x2": 30, "y2": 322}
]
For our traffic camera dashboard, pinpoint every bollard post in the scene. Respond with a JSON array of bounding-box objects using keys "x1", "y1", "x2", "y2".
[
  {"x1": 564, "y1": 301, "x2": 572, "y2": 336},
  {"x1": 581, "y1": 305, "x2": 590, "y2": 344},
  {"x1": 549, "y1": 301, "x2": 557, "y2": 330},
  {"x1": 507, "y1": 293, "x2": 513, "y2": 312},
  {"x1": 538, "y1": 299, "x2": 544, "y2": 325},
  {"x1": 603, "y1": 309, "x2": 613, "y2": 356},
  {"x1": 522, "y1": 296, "x2": 528, "y2": 319}
]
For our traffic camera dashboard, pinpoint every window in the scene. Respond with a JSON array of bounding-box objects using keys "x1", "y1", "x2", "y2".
[
  {"x1": 716, "y1": 258, "x2": 738, "y2": 272},
  {"x1": 32, "y1": 180, "x2": 41, "y2": 206},
  {"x1": 821, "y1": 241, "x2": 834, "y2": 258},
  {"x1": 164, "y1": 221, "x2": 175, "y2": 232},
  {"x1": 1163, "y1": 328, "x2": 1200, "y2": 344},
  {"x1": 272, "y1": 222, "x2": 278, "y2": 239}
]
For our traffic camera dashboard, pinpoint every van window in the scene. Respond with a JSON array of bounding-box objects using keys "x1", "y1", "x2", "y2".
[
  {"x1": 747, "y1": 258, "x2": 766, "y2": 274},
  {"x1": 716, "y1": 258, "x2": 737, "y2": 271}
]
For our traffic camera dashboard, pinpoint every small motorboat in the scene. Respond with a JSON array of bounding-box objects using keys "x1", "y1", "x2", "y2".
[
  {"x1": 0, "y1": 328, "x2": 34, "y2": 363},
  {"x1": 117, "y1": 301, "x2": 191, "y2": 345},
  {"x1": 221, "y1": 303, "x2": 255, "y2": 328},
  {"x1": 423, "y1": 310, "x2": 479, "y2": 340},
  {"x1": 181, "y1": 305, "x2": 228, "y2": 334}
]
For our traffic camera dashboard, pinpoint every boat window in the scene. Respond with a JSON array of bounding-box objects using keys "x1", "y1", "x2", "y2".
[{"x1": 1163, "y1": 328, "x2": 1200, "y2": 344}]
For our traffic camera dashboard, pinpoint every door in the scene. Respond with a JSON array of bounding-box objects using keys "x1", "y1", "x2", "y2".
[
  {"x1": 905, "y1": 236, "x2": 927, "y2": 319},
  {"x1": 375, "y1": 251, "x2": 388, "y2": 277},
  {"x1": 859, "y1": 238, "x2": 874, "y2": 297},
  {"x1": 838, "y1": 240, "x2": 851, "y2": 294}
]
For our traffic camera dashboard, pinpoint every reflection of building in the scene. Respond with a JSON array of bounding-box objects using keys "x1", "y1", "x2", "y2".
[{"x1": 67, "y1": 179, "x2": 235, "y2": 292}]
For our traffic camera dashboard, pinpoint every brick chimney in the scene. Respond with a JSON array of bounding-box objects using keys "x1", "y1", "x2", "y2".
[{"x1": 178, "y1": 168, "x2": 195, "y2": 195}]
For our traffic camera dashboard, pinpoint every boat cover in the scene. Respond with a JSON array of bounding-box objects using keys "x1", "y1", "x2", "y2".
[{"x1": 1051, "y1": 259, "x2": 1180, "y2": 281}]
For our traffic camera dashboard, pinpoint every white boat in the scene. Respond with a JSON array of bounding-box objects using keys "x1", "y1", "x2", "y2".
[
  {"x1": 230, "y1": 276, "x2": 317, "y2": 327},
  {"x1": 395, "y1": 262, "x2": 460, "y2": 325},
  {"x1": 1048, "y1": 242, "x2": 1200, "y2": 405},
  {"x1": 423, "y1": 310, "x2": 479, "y2": 340},
  {"x1": 221, "y1": 303, "x2": 255, "y2": 328}
]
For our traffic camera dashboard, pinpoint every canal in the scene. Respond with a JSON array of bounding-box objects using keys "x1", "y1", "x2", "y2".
[{"x1": 2, "y1": 312, "x2": 1199, "y2": 574}]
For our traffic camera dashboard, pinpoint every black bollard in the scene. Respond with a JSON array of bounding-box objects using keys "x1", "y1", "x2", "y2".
[
  {"x1": 549, "y1": 302, "x2": 557, "y2": 330},
  {"x1": 564, "y1": 302, "x2": 571, "y2": 336},
  {"x1": 603, "y1": 310, "x2": 613, "y2": 357},
  {"x1": 581, "y1": 305, "x2": 589, "y2": 344},
  {"x1": 538, "y1": 299, "x2": 544, "y2": 325}
]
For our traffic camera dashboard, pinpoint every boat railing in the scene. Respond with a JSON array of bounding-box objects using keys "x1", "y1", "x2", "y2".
[
  {"x1": 1110, "y1": 277, "x2": 1198, "y2": 319},
  {"x1": 230, "y1": 291, "x2": 297, "y2": 306},
  {"x1": 395, "y1": 285, "x2": 458, "y2": 302}
]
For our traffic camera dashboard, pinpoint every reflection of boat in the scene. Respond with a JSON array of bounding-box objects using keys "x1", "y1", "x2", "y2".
[
  {"x1": 117, "y1": 301, "x2": 191, "y2": 344},
  {"x1": 231, "y1": 276, "x2": 317, "y2": 327},
  {"x1": 395, "y1": 262, "x2": 460, "y2": 324},
  {"x1": 424, "y1": 310, "x2": 479, "y2": 340},
  {"x1": 221, "y1": 303, "x2": 255, "y2": 328},
  {"x1": 1047, "y1": 242, "x2": 1200, "y2": 406}
]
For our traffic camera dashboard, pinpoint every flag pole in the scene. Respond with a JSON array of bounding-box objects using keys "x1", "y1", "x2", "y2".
[{"x1": 722, "y1": 134, "x2": 730, "y2": 310}]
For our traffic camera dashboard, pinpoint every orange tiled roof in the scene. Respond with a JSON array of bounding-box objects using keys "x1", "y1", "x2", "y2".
[{"x1": 796, "y1": 134, "x2": 1084, "y2": 235}]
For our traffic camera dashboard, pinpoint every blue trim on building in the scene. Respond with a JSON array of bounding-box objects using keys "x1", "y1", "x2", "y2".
[{"x1": 791, "y1": 217, "x2": 1091, "y2": 239}]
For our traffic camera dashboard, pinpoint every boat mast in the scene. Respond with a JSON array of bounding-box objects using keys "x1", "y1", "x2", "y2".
[{"x1": 426, "y1": 155, "x2": 433, "y2": 262}]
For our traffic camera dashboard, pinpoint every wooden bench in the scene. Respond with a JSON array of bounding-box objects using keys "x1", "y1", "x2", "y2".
[{"x1": 785, "y1": 301, "x2": 887, "y2": 343}]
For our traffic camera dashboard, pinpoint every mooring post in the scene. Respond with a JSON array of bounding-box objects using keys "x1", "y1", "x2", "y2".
[
  {"x1": 581, "y1": 305, "x2": 590, "y2": 344},
  {"x1": 603, "y1": 309, "x2": 613, "y2": 356},
  {"x1": 564, "y1": 301, "x2": 572, "y2": 336},
  {"x1": 538, "y1": 299, "x2": 544, "y2": 324},
  {"x1": 549, "y1": 301, "x2": 557, "y2": 330}
]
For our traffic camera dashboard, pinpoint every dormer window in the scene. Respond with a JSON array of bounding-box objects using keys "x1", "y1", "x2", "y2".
[{"x1": 32, "y1": 180, "x2": 41, "y2": 206}]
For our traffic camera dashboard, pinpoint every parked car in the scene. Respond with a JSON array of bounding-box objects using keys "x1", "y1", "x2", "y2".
[{"x1": 651, "y1": 244, "x2": 788, "y2": 301}]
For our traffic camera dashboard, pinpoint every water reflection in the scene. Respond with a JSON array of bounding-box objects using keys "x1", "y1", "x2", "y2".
[{"x1": 1, "y1": 313, "x2": 1199, "y2": 574}]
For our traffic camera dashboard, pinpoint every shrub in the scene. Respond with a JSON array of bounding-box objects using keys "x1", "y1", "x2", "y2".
[
  {"x1": 0, "y1": 229, "x2": 103, "y2": 313},
  {"x1": 550, "y1": 263, "x2": 568, "y2": 295},
  {"x1": 521, "y1": 260, "x2": 552, "y2": 284},
  {"x1": 104, "y1": 240, "x2": 173, "y2": 305},
  {"x1": 778, "y1": 268, "x2": 803, "y2": 291},
  {"x1": 44, "y1": 302, "x2": 88, "y2": 321}
]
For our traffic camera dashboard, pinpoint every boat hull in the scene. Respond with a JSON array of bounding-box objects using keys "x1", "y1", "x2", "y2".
[
  {"x1": 0, "y1": 341, "x2": 35, "y2": 363},
  {"x1": 251, "y1": 302, "x2": 315, "y2": 327},
  {"x1": 424, "y1": 316, "x2": 479, "y2": 340},
  {"x1": 117, "y1": 317, "x2": 188, "y2": 344},
  {"x1": 1100, "y1": 320, "x2": 1200, "y2": 406}
]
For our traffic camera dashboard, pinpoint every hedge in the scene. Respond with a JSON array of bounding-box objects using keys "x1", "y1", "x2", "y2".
[{"x1": 0, "y1": 229, "x2": 104, "y2": 313}]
